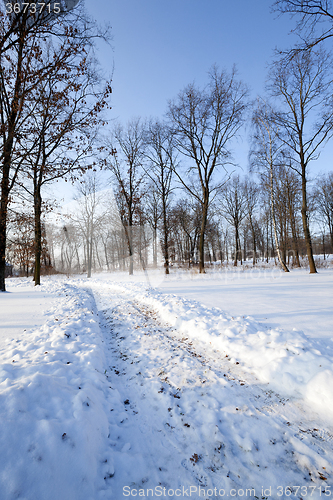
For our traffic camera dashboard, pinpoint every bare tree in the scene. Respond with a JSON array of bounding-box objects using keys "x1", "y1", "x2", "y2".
[
  {"x1": 314, "y1": 172, "x2": 333, "y2": 251},
  {"x1": 106, "y1": 119, "x2": 146, "y2": 275},
  {"x1": 170, "y1": 199, "x2": 201, "y2": 267},
  {"x1": 244, "y1": 178, "x2": 260, "y2": 265},
  {"x1": 251, "y1": 98, "x2": 290, "y2": 272},
  {"x1": 269, "y1": 48, "x2": 333, "y2": 273},
  {"x1": 18, "y1": 43, "x2": 111, "y2": 285},
  {"x1": 0, "y1": 15, "x2": 44, "y2": 290},
  {"x1": 273, "y1": 0, "x2": 333, "y2": 50},
  {"x1": 220, "y1": 176, "x2": 248, "y2": 266},
  {"x1": 168, "y1": 66, "x2": 248, "y2": 273},
  {"x1": 0, "y1": 1, "x2": 111, "y2": 291},
  {"x1": 144, "y1": 185, "x2": 161, "y2": 268},
  {"x1": 144, "y1": 120, "x2": 175, "y2": 274},
  {"x1": 0, "y1": 0, "x2": 84, "y2": 58},
  {"x1": 54, "y1": 223, "x2": 82, "y2": 275},
  {"x1": 7, "y1": 210, "x2": 35, "y2": 276},
  {"x1": 71, "y1": 173, "x2": 108, "y2": 278},
  {"x1": 278, "y1": 166, "x2": 302, "y2": 267}
]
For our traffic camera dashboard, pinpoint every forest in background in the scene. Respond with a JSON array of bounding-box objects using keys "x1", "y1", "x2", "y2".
[{"x1": 2, "y1": 1, "x2": 333, "y2": 288}]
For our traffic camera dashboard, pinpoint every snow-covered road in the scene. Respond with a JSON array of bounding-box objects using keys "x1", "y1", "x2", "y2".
[
  {"x1": 89, "y1": 280, "x2": 333, "y2": 499},
  {"x1": 0, "y1": 276, "x2": 332, "y2": 499}
]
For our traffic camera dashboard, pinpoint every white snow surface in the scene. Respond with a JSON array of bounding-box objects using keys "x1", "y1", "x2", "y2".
[
  {"x1": 1, "y1": 272, "x2": 333, "y2": 499},
  {"x1": 0, "y1": 283, "x2": 55, "y2": 341},
  {"x1": 0, "y1": 280, "x2": 112, "y2": 499},
  {"x1": 158, "y1": 267, "x2": 333, "y2": 340}
]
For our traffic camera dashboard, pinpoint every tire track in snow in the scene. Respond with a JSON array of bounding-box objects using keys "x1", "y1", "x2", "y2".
[{"x1": 89, "y1": 284, "x2": 333, "y2": 500}]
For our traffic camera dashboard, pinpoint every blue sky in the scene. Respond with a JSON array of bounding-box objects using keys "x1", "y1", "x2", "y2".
[
  {"x1": 79, "y1": 0, "x2": 332, "y2": 178},
  {"x1": 85, "y1": 0, "x2": 297, "y2": 123}
]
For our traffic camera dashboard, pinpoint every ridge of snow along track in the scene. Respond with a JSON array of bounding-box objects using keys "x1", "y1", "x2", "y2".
[
  {"x1": 89, "y1": 279, "x2": 333, "y2": 421},
  {"x1": 0, "y1": 281, "x2": 114, "y2": 500}
]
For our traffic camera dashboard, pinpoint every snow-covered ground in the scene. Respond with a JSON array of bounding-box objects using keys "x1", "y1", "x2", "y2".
[
  {"x1": 0, "y1": 282, "x2": 55, "y2": 341},
  {"x1": 159, "y1": 266, "x2": 333, "y2": 340},
  {"x1": 1, "y1": 269, "x2": 333, "y2": 499}
]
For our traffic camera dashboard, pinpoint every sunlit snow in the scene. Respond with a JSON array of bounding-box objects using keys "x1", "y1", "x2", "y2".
[{"x1": 0, "y1": 269, "x2": 332, "y2": 499}]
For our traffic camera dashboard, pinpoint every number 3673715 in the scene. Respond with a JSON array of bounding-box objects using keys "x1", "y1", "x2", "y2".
[{"x1": 5, "y1": 3, "x2": 61, "y2": 14}]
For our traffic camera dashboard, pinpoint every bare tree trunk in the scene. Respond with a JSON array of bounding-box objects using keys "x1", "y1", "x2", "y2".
[
  {"x1": 75, "y1": 244, "x2": 80, "y2": 271},
  {"x1": 152, "y1": 228, "x2": 157, "y2": 268},
  {"x1": 95, "y1": 239, "x2": 102, "y2": 269},
  {"x1": 249, "y1": 218, "x2": 256, "y2": 265},
  {"x1": 266, "y1": 217, "x2": 269, "y2": 263},
  {"x1": 301, "y1": 167, "x2": 317, "y2": 273},
  {"x1": 87, "y1": 233, "x2": 92, "y2": 278},
  {"x1": 288, "y1": 201, "x2": 301, "y2": 267},
  {"x1": 199, "y1": 194, "x2": 209, "y2": 273},
  {"x1": 270, "y1": 167, "x2": 289, "y2": 272},
  {"x1": 234, "y1": 225, "x2": 239, "y2": 267},
  {"x1": 286, "y1": 181, "x2": 301, "y2": 267},
  {"x1": 104, "y1": 242, "x2": 109, "y2": 270},
  {"x1": 0, "y1": 174, "x2": 9, "y2": 291},
  {"x1": 128, "y1": 225, "x2": 133, "y2": 275},
  {"x1": 291, "y1": 226, "x2": 301, "y2": 267},
  {"x1": 33, "y1": 185, "x2": 42, "y2": 285},
  {"x1": 0, "y1": 35, "x2": 24, "y2": 292},
  {"x1": 162, "y1": 193, "x2": 169, "y2": 274}
]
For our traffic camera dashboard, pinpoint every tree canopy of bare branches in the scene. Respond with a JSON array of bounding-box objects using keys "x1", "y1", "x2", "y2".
[
  {"x1": 106, "y1": 119, "x2": 146, "y2": 275},
  {"x1": 314, "y1": 172, "x2": 333, "y2": 251},
  {"x1": 143, "y1": 120, "x2": 175, "y2": 274},
  {"x1": 168, "y1": 65, "x2": 249, "y2": 273},
  {"x1": 250, "y1": 98, "x2": 290, "y2": 272},
  {"x1": 220, "y1": 176, "x2": 248, "y2": 267},
  {"x1": 273, "y1": 0, "x2": 333, "y2": 50},
  {"x1": 0, "y1": 2, "x2": 111, "y2": 290},
  {"x1": 268, "y1": 48, "x2": 333, "y2": 272}
]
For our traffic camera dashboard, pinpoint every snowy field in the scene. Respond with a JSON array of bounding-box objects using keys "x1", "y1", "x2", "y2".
[
  {"x1": 159, "y1": 266, "x2": 333, "y2": 340},
  {"x1": 0, "y1": 268, "x2": 333, "y2": 500}
]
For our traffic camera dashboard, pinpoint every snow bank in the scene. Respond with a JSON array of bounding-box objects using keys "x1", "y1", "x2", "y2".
[
  {"x1": 0, "y1": 281, "x2": 113, "y2": 500},
  {"x1": 92, "y1": 280, "x2": 333, "y2": 422}
]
